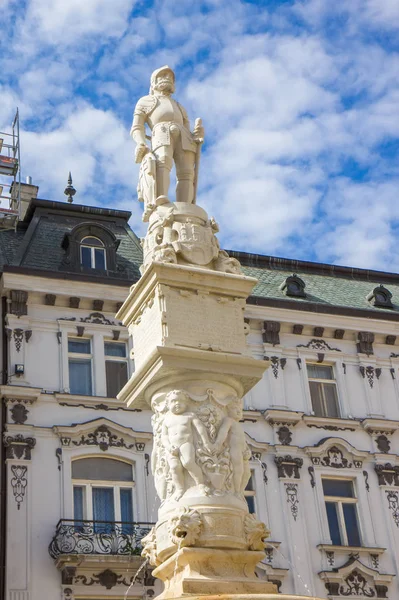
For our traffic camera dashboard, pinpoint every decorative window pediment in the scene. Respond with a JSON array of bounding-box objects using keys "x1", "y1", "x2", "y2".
[
  {"x1": 53, "y1": 418, "x2": 151, "y2": 452},
  {"x1": 319, "y1": 557, "x2": 393, "y2": 598},
  {"x1": 305, "y1": 438, "x2": 369, "y2": 469}
]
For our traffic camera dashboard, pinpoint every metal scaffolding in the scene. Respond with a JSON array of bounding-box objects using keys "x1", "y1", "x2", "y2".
[{"x1": 0, "y1": 109, "x2": 21, "y2": 230}]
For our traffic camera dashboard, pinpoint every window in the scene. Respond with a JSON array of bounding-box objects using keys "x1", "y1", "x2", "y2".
[
  {"x1": 68, "y1": 338, "x2": 93, "y2": 395},
  {"x1": 80, "y1": 236, "x2": 106, "y2": 270},
  {"x1": 105, "y1": 341, "x2": 128, "y2": 397},
  {"x1": 244, "y1": 471, "x2": 256, "y2": 514},
  {"x1": 307, "y1": 364, "x2": 340, "y2": 417},
  {"x1": 72, "y1": 457, "x2": 134, "y2": 529},
  {"x1": 323, "y1": 479, "x2": 361, "y2": 546}
]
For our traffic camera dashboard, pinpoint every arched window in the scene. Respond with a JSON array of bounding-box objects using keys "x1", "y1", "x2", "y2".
[
  {"x1": 72, "y1": 457, "x2": 134, "y2": 529},
  {"x1": 80, "y1": 236, "x2": 106, "y2": 270}
]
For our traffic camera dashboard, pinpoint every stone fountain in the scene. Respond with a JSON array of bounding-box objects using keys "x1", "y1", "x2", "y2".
[{"x1": 117, "y1": 66, "x2": 322, "y2": 600}]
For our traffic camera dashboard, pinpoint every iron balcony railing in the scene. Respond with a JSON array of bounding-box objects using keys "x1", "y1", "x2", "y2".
[{"x1": 49, "y1": 519, "x2": 154, "y2": 559}]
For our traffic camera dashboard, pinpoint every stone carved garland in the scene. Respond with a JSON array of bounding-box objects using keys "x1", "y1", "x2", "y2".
[{"x1": 150, "y1": 389, "x2": 252, "y2": 504}]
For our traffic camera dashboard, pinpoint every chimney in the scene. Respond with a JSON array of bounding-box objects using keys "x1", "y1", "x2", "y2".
[{"x1": 10, "y1": 176, "x2": 39, "y2": 220}]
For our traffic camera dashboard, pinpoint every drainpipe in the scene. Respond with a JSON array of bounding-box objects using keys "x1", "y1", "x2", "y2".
[{"x1": 0, "y1": 295, "x2": 8, "y2": 598}]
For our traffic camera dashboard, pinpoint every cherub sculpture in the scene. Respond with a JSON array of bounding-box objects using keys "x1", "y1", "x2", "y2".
[{"x1": 161, "y1": 390, "x2": 212, "y2": 500}]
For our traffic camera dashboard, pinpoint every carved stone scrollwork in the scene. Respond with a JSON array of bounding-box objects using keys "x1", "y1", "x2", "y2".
[
  {"x1": 326, "y1": 551, "x2": 335, "y2": 566},
  {"x1": 168, "y1": 507, "x2": 202, "y2": 547},
  {"x1": 340, "y1": 570, "x2": 382, "y2": 597},
  {"x1": 4, "y1": 434, "x2": 36, "y2": 459},
  {"x1": 308, "y1": 466, "x2": 316, "y2": 488},
  {"x1": 13, "y1": 328, "x2": 24, "y2": 352},
  {"x1": 386, "y1": 490, "x2": 399, "y2": 527},
  {"x1": 244, "y1": 514, "x2": 270, "y2": 550},
  {"x1": 10, "y1": 464, "x2": 28, "y2": 509},
  {"x1": 297, "y1": 338, "x2": 341, "y2": 352},
  {"x1": 275, "y1": 455, "x2": 303, "y2": 479},
  {"x1": 317, "y1": 446, "x2": 353, "y2": 469},
  {"x1": 375, "y1": 463, "x2": 399, "y2": 486},
  {"x1": 285, "y1": 483, "x2": 299, "y2": 520},
  {"x1": 265, "y1": 356, "x2": 286, "y2": 378},
  {"x1": 72, "y1": 425, "x2": 136, "y2": 452},
  {"x1": 363, "y1": 470, "x2": 370, "y2": 492}
]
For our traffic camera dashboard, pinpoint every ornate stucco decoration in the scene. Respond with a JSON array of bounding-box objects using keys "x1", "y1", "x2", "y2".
[
  {"x1": 53, "y1": 418, "x2": 151, "y2": 451},
  {"x1": 285, "y1": 483, "x2": 299, "y2": 520},
  {"x1": 274, "y1": 455, "x2": 303, "y2": 479},
  {"x1": 375, "y1": 463, "x2": 399, "y2": 486},
  {"x1": 385, "y1": 490, "x2": 399, "y2": 527},
  {"x1": 297, "y1": 338, "x2": 342, "y2": 352},
  {"x1": 11, "y1": 465, "x2": 28, "y2": 509},
  {"x1": 305, "y1": 437, "x2": 369, "y2": 470},
  {"x1": 319, "y1": 557, "x2": 393, "y2": 598},
  {"x1": 4, "y1": 433, "x2": 36, "y2": 460}
]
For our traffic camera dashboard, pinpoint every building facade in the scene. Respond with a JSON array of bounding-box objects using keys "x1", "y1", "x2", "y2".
[{"x1": 0, "y1": 187, "x2": 399, "y2": 599}]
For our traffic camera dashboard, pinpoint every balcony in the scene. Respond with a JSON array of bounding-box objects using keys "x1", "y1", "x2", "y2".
[{"x1": 49, "y1": 519, "x2": 153, "y2": 559}]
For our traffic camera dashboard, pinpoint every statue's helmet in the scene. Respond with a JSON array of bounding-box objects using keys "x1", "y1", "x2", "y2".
[{"x1": 150, "y1": 65, "x2": 175, "y2": 94}]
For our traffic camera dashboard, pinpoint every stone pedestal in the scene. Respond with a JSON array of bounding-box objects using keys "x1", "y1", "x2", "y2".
[{"x1": 120, "y1": 83, "x2": 324, "y2": 599}]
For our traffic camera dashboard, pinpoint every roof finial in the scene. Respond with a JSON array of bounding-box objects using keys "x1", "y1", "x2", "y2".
[{"x1": 64, "y1": 172, "x2": 76, "y2": 203}]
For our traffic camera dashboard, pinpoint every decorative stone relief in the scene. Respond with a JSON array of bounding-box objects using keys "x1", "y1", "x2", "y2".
[
  {"x1": 376, "y1": 434, "x2": 391, "y2": 453},
  {"x1": 285, "y1": 483, "x2": 299, "y2": 520},
  {"x1": 262, "y1": 322, "x2": 280, "y2": 346},
  {"x1": 4, "y1": 434, "x2": 36, "y2": 459},
  {"x1": 370, "y1": 554, "x2": 379, "y2": 569},
  {"x1": 315, "y1": 446, "x2": 352, "y2": 469},
  {"x1": 386, "y1": 490, "x2": 399, "y2": 527},
  {"x1": 326, "y1": 551, "x2": 335, "y2": 567},
  {"x1": 81, "y1": 312, "x2": 114, "y2": 325},
  {"x1": 293, "y1": 324, "x2": 303, "y2": 334},
  {"x1": 276, "y1": 426, "x2": 292, "y2": 445},
  {"x1": 244, "y1": 514, "x2": 270, "y2": 550},
  {"x1": 325, "y1": 571, "x2": 376, "y2": 596},
  {"x1": 151, "y1": 389, "x2": 252, "y2": 503},
  {"x1": 360, "y1": 365, "x2": 380, "y2": 387},
  {"x1": 13, "y1": 328, "x2": 24, "y2": 352},
  {"x1": 375, "y1": 463, "x2": 399, "y2": 486},
  {"x1": 297, "y1": 338, "x2": 341, "y2": 352},
  {"x1": 363, "y1": 470, "x2": 370, "y2": 492},
  {"x1": 45, "y1": 293, "x2": 56, "y2": 306},
  {"x1": 357, "y1": 332, "x2": 374, "y2": 356},
  {"x1": 75, "y1": 569, "x2": 139, "y2": 589},
  {"x1": 265, "y1": 356, "x2": 286, "y2": 378},
  {"x1": 10, "y1": 403, "x2": 29, "y2": 424},
  {"x1": 275, "y1": 455, "x2": 303, "y2": 479},
  {"x1": 10, "y1": 464, "x2": 28, "y2": 509},
  {"x1": 308, "y1": 466, "x2": 316, "y2": 488},
  {"x1": 168, "y1": 507, "x2": 202, "y2": 547},
  {"x1": 10, "y1": 289, "x2": 28, "y2": 317},
  {"x1": 72, "y1": 424, "x2": 136, "y2": 452}
]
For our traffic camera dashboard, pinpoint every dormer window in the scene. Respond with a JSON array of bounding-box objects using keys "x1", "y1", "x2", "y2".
[
  {"x1": 80, "y1": 236, "x2": 106, "y2": 270},
  {"x1": 279, "y1": 274, "x2": 306, "y2": 298},
  {"x1": 366, "y1": 285, "x2": 393, "y2": 308}
]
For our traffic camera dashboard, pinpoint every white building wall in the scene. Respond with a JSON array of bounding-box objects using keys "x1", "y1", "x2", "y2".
[{"x1": 2, "y1": 274, "x2": 399, "y2": 599}]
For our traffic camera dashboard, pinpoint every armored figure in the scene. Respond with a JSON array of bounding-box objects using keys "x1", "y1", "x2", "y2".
[{"x1": 131, "y1": 66, "x2": 204, "y2": 207}]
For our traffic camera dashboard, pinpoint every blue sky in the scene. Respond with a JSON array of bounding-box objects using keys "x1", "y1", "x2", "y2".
[{"x1": 1, "y1": 0, "x2": 399, "y2": 271}]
